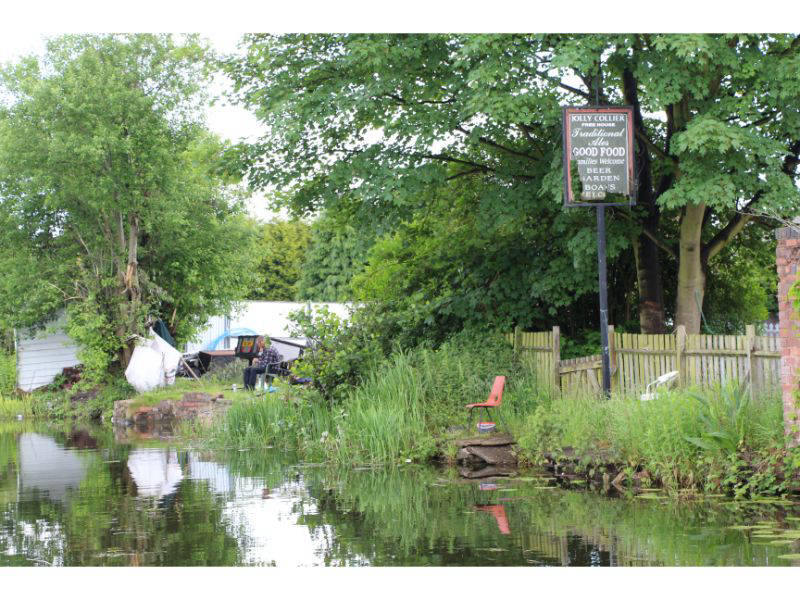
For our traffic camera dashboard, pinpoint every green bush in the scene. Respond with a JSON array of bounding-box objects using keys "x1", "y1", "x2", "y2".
[
  {"x1": 0, "y1": 351, "x2": 15, "y2": 396},
  {"x1": 289, "y1": 306, "x2": 383, "y2": 405}
]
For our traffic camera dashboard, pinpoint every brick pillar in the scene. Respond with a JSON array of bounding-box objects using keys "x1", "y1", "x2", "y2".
[{"x1": 776, "y1": 223, "x2": 800, "y2": 445}]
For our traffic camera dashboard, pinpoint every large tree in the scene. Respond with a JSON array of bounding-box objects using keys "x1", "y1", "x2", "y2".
[
  {"x1": 226, "y1": 34, "x2": 800, "y2": 334},
  {"x1": 0, "y1": 35, "x2": 257, "y2": 375},
  {"x1": 247, "y1": 218, "x2": 311, "y2": 300}
]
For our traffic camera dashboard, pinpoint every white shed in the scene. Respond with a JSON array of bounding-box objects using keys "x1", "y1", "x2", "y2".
[{"x1": 15, "y1": 314, "x2": 81, "y2": 392}]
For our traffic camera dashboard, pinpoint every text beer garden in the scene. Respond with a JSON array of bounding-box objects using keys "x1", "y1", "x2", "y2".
[
  {"x1": 562, "y1": 106, "x2": 636, "y2": 395},
  {"x1": 562, "y1": 106, "x2": 635, "y2": 206}
]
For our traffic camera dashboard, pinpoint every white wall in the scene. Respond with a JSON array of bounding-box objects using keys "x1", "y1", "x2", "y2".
[
  {"x1": 184, "y1": 301, "x2": 353, "y2": 352},
  {"x1": 15, "y1": 315, "x2": 81, "y2": 392}
]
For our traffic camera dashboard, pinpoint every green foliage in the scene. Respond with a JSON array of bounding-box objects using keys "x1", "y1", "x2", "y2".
[
  {"x1": 514, "y1": 384, "x2": 784, "y2": 491},
  {"x1": 350, "y1": 178, "x2": 633, "y2": 343},
  {"x1": 296, "y1": 212, "x2": 375, "y2": 302},
  {"x1": 702, "y1": 228, "x2": 776, "y2": 333},
  {"x1": 289, "y1": 306, "x2": 382, "y2": 405},
  {"x1": 0, "y1": 351, "x2": 15, "y2": 396},
  {"x1": 560, "y1": 330, "x2": 602, "y2": 360},
  {"x1": 26, "y1": 378, "x2": 134, "y2": 422},
  {"x1": 684, "y1": 385, "x2": 752, "y2": 456},
  {"x1": 212, "y1": 328, "x2": 535, "y2": 465},
  {"x1": 247, "y1": 218, "x2": 311, "y2": 300},
  {"x1": 0, "y1": 396, "x2": 29, "y2": 419},
  {"x1": 792, "y1": 279, "x2": 800, "y2": 315},
  {"x1": 225, "y1": 34, "x2": 800, "y2": 334},
  {"x1": 0, "y1": 34, "x2": 258, "y2": 380}
]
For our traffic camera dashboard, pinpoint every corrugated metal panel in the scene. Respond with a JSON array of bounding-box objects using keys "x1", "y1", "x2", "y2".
[
  {"x1": 16, "y1": 315, "x2": 82, "y2": 392},
  {"x1": 184, "y1": 315, "x2": 228, "y2": 353}
]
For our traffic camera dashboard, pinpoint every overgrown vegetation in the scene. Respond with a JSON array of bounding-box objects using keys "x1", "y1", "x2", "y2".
[
  {"x1": 204, "y1": 328, "x2": 537, "y2": 465},
  {"x1": 515, "y1": 382, "x2": 792, "y2": 496},
  {"x1": 225, "y1": 34, "x2": 800, "y2": 338}
]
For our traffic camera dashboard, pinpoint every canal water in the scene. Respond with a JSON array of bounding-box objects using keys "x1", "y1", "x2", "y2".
[{"x1": 1, "y1": 423, "x2": 799, "y2": 567}]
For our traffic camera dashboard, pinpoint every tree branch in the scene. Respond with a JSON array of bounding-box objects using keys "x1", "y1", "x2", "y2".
[
  {"x1": 635, "y1": 129, "x2": 680, "y2": 175},
  {"x1": 454, "y1": 125, "x2": 540, "y2": 162},
  {"x1": 446, "y1": 167, "x2": 487, "y2": 180},
  {"x1": 618, "y1": 210, "x2": 677, "y2": 259},
  {"x1": 702, "y1": 139, "x2": 800, "y2": 261},
  {"x1": 418, "y1": 153, "x2": 494, "y2": 171},
  {"x1": 702, "y1": 194, "x2": 760, "y2": 262}
]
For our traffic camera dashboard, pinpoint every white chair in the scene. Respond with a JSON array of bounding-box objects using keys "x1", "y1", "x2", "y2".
[
  {"x1": 640, "y1": 370, "x2": 679, "y2": 401},
  {"x1": 255, "y1": 360, "x2": 286, "y2": 392}
]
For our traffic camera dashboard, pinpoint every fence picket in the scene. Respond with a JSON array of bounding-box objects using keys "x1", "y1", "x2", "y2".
[{"x1": 508, "y1": 325, "x2": 780, "y2": 398}]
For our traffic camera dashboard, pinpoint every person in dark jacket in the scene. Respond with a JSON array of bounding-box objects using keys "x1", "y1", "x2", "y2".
[{"x1": 243, "y1": 336, "x2": 284, "y2": 390}]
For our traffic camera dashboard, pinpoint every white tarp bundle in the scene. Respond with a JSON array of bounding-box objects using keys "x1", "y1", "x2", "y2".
[
  {"x1": 126, "y1": 449, "x2": 183, "y2": 498},
  {"x1": 124, "y1": 329, "x2": 183, "y2": 393}
]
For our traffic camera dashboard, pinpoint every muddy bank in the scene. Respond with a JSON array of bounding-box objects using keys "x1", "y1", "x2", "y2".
[{"x1": 112, "y1": 392, "x2": 233, "y2": 430}]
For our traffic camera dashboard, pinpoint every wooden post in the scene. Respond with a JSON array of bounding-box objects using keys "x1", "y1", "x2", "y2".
[
  {"x1": 180, "y1": 356, "x2": 200, "y2": 381},
  {"x1": 676, "y1": 325, "x2": 686, "y2": 387},
  {"x1": 514, "y1": 325, "x2": 522, "y2": 356},
  {"x1": 552, "y1": 326, "x2": 561, "y2": 395},
  {"x1": 745, "y1": 324, "x2": 756, "y2": 401},
  {"x1": 608, "y1": 324, "x2": 616, "y2": 393}
]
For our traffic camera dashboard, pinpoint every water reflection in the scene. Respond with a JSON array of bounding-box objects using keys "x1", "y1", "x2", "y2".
[
  {"x1": 0, "y1": 424, "x2": 799, "y2": 567},
  {"x1": 19, "y1": 433, "x2": 89, "y2": 503}
]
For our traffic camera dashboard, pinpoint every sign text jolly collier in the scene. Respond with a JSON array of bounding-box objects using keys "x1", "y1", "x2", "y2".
[{"x1": 562, "y1": 107, "x2": 636, "y2": 206}]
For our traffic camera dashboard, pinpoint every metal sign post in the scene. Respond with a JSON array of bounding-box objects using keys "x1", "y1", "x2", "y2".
[
  {"x1": 562, "y1": 106, "x2": 636, "y2": 396},
  {"x1": 596, "y1": 204, "x2": 611, "y2": 395}
]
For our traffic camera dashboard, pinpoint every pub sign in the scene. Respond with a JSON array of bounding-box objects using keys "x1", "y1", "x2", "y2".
[{"x1": 562, "y1": 106, "x2": 636, "y2": 206}]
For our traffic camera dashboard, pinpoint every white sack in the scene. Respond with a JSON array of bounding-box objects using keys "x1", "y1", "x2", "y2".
[
  {"x1": 127, "y1": 449, "x2": 183, "y2": 498},
  {"x1": 148, "y1": 329, "x2": 182, "y2": 385},
  {"x1": 124, "y1": 344, "x2": 165, "y2": 393}
]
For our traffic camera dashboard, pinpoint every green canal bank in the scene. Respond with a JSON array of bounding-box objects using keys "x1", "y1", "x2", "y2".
[{"x1": 5, "y1": 329, "x2": 799, "y2": 501}]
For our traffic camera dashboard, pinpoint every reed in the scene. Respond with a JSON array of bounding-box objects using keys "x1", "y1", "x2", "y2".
[
  {"x1": 212, "y1": 333, "x2": 526, "y2": 464},
  {"x1": 514, "y1": 382, "x2": 784, "y2": 489},
  {"x1": 0, "y1": 395, "x2": 31, "y2": 420}
]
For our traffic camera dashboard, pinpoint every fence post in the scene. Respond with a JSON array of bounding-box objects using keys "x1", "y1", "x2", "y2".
[
  {"x1": 552, "y1": 326, "x2": 561, "y2": 394},
  {"x1": 608, "y1": 324, "x2": 616, "y2": 393},
  {"x1": 676, "y1": 325, "x2": 687, "y2": 387},
  {"x1": 746, "y1": 324, "x2": 756, "y2": 401},
  {"x1": 514, "y1": 325, "x2": 522, "y2": 356}
]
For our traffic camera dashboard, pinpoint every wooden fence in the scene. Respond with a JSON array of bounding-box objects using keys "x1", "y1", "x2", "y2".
[{"x1": 508, "y1": 325, "x2": 782, "y2": 397}]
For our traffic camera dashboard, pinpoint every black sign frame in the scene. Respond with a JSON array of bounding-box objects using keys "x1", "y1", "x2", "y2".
[{"x1": 562, "y1": 106, "x2": 637, "y2": 207}]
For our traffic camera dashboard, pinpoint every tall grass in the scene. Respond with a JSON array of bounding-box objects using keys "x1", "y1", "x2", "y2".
[
  {"x1": 211, "y1": 332, "x2": 539, "y2": 464},
  {"x1": 0, "y1": 395, "x2": 31, "y2": 419},
  {"x1": 331, "y1": 350, "x2": 435, "y2": 463},
  {"x1": 209, "y1": 327, "x2": 786, "y2": 485},
  {"x1": 515, "y1": 382, "x2": 785, "y2": 488},
  {"x1": 0, "y1": 351, "x2": 15, "y2": 396}
]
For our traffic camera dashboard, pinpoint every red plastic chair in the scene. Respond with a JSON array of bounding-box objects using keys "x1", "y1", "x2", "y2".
[
  {"x1": 466, "y1": 375, "x2": 506, "y2": 432},
  {"x1": 476, "y1": 504, "x2": 511, "y2": 535}
]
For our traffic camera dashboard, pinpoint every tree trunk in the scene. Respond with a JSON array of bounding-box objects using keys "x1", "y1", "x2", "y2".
[
  {"x1": 621, "y1": 66, "x2": 667, "y2": 334},
  {"x1": 675, "y1": 202, "x2": 707, "y2": 334},
  {"x1": 633, "y1": 233, "x2": 666, "y2": 333},
  {"x1": 118, "y1": 212, "x2": 141, "y2": 370}
]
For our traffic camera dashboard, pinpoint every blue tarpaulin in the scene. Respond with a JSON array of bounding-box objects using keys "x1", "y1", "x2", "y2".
[{"x1": 204, "y1": 328, "x2": 258, "y2": 351}]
